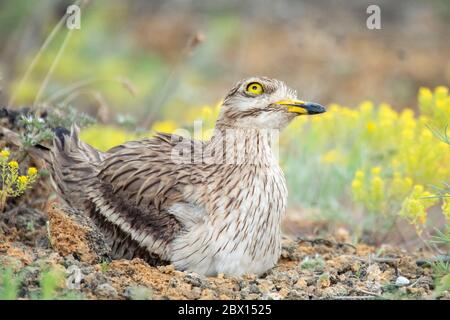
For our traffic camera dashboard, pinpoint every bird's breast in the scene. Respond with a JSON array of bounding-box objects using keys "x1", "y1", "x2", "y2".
[{"x1": 170, "y1": 164, "x2": 287, "y2": 276}]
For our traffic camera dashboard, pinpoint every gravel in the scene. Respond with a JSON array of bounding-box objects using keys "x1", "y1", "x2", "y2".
[{"x1": 1, "y1": 205, "x2": 447, "y2": 300}]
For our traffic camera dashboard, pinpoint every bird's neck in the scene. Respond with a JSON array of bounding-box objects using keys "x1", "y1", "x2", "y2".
[{"x1": 207, "y1": 126, "x2": 280, "y2": 166}]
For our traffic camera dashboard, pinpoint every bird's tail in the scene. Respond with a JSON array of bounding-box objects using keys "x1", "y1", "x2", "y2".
[
  {"x1": 48, "y1": 125, "x2": 106, "y2": 207},
  {"x1": 1, "y1": 124, "x2": 105, "y2": 208}
]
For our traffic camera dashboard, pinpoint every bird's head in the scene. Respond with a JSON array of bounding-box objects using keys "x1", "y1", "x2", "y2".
[{"x1": 216, "y1": 76, "x2": 326, "y2": 130}]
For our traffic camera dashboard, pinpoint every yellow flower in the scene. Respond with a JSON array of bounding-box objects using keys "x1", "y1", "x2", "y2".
[
  {"x1": 399, "y1": 185, "x2": 439, "y2": 234},
  {"x1": 351, "y1": 179, "x2": 362, "y2": 189},
  {"x1": 201, "y1": 106, "x2": 212, "y2": 117},
  {"x1": 366, "y1": 121, "x2": 376, "y2": 133},
  {"x1": 28, "y1": 167, "x2": 38, "y2": 176},
  {"x1": 435, "y1": 86, "x2": 448, "y2": 100},
  {"x1": 418, "y1": 87, "x2": 433, "y2": 108},
  {"x1": 355, "y1": 170, "x2": 364, "y2": 180},
  {"x1": 404, "y1": 177, "x2": 413, "y2": 189},
  {"x1": 351, "y1": 179, "x2": 365, "y2": 202},
  {"x1": 18, "y1": 175, "x2": 28, "y2": 185},
  {"x1": 80, "y1": 125, "x2": 146, "y2": 152},
  {"x1": 0, "y1": 150, "x2": 10, "y2": 158},
  {"x1": 401, "y1": 129, "x2": 414, "y2": 140},
  {"x1": 391, "y1": 158, "x2": 400, "y2": 169},
  {"x1": 8, "y1": 161, "x2": 19, "y2": 169},
  {"x1": 420, "y1": 128, "x2": 433, "y2": 139},
  {"x1": 321, "y1": 149, "x2": 344, "y2": 164},
  {"x1": 351, "y1": 169, "x2": 367, "y2": 203},
  {"x1": 391, "y1": 173, "x2": 413, "y2": 199},
  {"x1": 399, "y1": 197, "x2": 427, "y2": 234},
  {"x1": 151, "y1": 120, "x2": 178, "y2": 133},
  {"x1": 359, "y1": 101, "x2": 374, "y2": 114},
  {"x1": 371, "y1": 166, "x2": 382, "y2": 176},
  {"x1": 370, "y1": 175, "x2": 384, "y2": 201}
]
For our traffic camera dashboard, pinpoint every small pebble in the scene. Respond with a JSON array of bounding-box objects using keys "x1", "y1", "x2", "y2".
[
  {"x1": 184, "y1": 272, "x2": 207, "y2": 288},
  {"x1": 95, "y1": 283, "x2": 118, "y2": 297},
  {"x1": 66, "y1": 265, "x2": 83, "y2": 290},
  {"x1": 265, "y1": 292, "x2": 282, "y2": 300},
  {"x1": 395, "y1": 276, "x2": 410, "y2": 286},
  {"x1": 123, "y1": 286, "x2": 153, "y2": 300}
]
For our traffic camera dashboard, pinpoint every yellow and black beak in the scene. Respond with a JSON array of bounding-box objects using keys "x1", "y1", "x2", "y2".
[{"x1": 275, "y1": 99, "x2": 326, "y2": 115}]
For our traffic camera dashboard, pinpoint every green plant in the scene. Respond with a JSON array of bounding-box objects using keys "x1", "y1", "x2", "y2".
[
  {"x1": 428, "y1": 124, "x2": 450, "y2": 146},
  {"x1": 38, "y1": 267, "x2": 65, "y2": 300},
  {"x1": 300, "y1": 256, "x2": 325, "y2": 271},
  {"x1": 0, "y1": 268, "x2": 21, "y2": 300},
  {"x1": 35, "y1": 266, "x2": 84, "y2": 300},
  {"x1": 429, "y1": 221, "x2": 450, "y2": 298},
  {"x1": 0, "y1": 149, "x2": 38, "y2": 212},
  {"x1": 45, "y1": 104, "x2": 96, "y2": 130},
  {"x1": 19, "y1": 104, "x2": 96, "y2": 149},
  {"x1": 432, "y1": 226, "x2": 450, "y2": 245},
  {"x1": 434, "y1": 274, "x2": 450, "y2": 297},
  {"x1": 19, "y1": 115, "x2": 54, "y2": 148},
  {"x1": 100, "y1": 260, "x2": 110, "y2": 273}
]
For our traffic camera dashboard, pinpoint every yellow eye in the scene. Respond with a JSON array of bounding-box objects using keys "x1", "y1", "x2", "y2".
[{"x1": 246, "y1": 82, "x2": 264, "y2": 95}]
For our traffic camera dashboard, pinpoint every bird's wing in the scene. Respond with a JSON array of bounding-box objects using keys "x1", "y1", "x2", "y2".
[{"x1": 86, "y1": 133, "x2": 206, "y2": 263}]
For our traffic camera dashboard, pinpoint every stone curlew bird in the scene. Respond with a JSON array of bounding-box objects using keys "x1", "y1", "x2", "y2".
[{"x1": 36, "y1": 77, "x2": 326, "y2": 276}]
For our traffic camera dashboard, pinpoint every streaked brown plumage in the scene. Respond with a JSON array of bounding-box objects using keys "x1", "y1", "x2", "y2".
[{"x1": 33, "y1": 77, "x2": 326, "y2": 275}]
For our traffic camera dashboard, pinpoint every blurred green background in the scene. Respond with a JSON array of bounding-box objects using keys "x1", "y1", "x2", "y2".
[
  {"x1": 1, "y1": 0, "x2": 450, "y2": 117},
  {"x1": 0, "y1": 0, "x2": 449, "y2": 246}
]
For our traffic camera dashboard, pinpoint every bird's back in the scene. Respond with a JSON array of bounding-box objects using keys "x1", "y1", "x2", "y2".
[{"x1": 51, "y1": 128, "x2": 201, "y2": 264}]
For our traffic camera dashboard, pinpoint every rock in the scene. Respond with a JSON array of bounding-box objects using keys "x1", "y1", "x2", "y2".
[
  {"x1": 239, "y1": 287, "x2": 250, "y2": 298},
  {"x1": 248, "y1": 282, "x2": 260, "y2": 294},
  {"x1": 395, "y1": 276, "x2": 410, "y2": 286},
  {"x1": 318, "y1": 273, "x2": 331, "y2": 288},
  {"x1": 237, "y1": 280, "x2": 248, "y2": 290},
  {"x1": 294, "y1": 278, "x2": 308, "y2": 290},
  {"x1": 334, "y1": 228, "x2": 351, "y2": 243},
  {"x1": 95, "y1": 283, "x2": 118, "y2": 297},
  {"x1": 200, "y1": 288, "x2": 217, "y2": 300},
  {"x1": 6, "y1": 246, "x2": 33, "y2": 265},
  {"x1": 366, "y1": 264, "x2": 382, "y2": 282},
  {"x1": 20, "y1": 266, "x2": 41, "y2": 292},
  {"x1": 321, "y1": 284, "x2": 348, "y2": 298},
  {"x1": 416, "y1": 276, "x2": 434, "y2": 290},
  {"x1": 168, "y1": 278, "x2": 178, "y2": 288},
  {"x1": 66, "y1": 265, "x2": 84, "y2": 290},
  {"x1": 123, "y1": 286, "x2": 153, "y2": 300},
  {"x1": 281, "y1": 240, "x2": 298, "y2": 260},
  {"x1": 185, "y1": 287, "x2": 202, "y2": 299},
  {"x1": 265, "y1": 292, "x2": 282, "y2": 300},
  {"x1": 184, "y1": 272, "x2": 208, "y2": 288},
  {"x1": 46, "y1": 204, "x2": 110, "y2": 263},
  {"x1": 246, "y1": 293, "x2": 260, "y2": 300},
  {"x1": 217, "y1": 288, "x2": 235, "y2": 299},
  {"x1": 158, "y1": 265, "x2": 175, "y2": 274},
  {"x1": 286, "y1": 289, "x2": 308, "y2": 300},
  {"x1": 257, "y1": 279, "x2": 274, "y2": 293},
  {"x1": 278, "y1": 287, "x2": 290, "y2": 298},
  {"x1": 0, "y1": 255, "x2": 24, "y2": 271},
  {"x1": 84, "y1": 271, "x2": 108, "y2": 290},
  {"x1": 63, "y1": 255, "x2": 81, "y2": 268}
]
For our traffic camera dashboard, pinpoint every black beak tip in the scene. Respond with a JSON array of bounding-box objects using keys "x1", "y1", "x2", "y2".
[{"x1": 306, "y1": 102, "x2": 326, "y2": 115}]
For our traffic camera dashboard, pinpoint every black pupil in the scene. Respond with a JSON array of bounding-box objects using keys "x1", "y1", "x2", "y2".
[{"x1": 252, "y1": 86, "x2": 257, "y2": 90}]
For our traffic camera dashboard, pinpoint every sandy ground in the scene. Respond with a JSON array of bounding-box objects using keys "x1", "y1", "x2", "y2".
[{"x1": 0, "y1": 203, "x2": 445, "y2": 300}]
